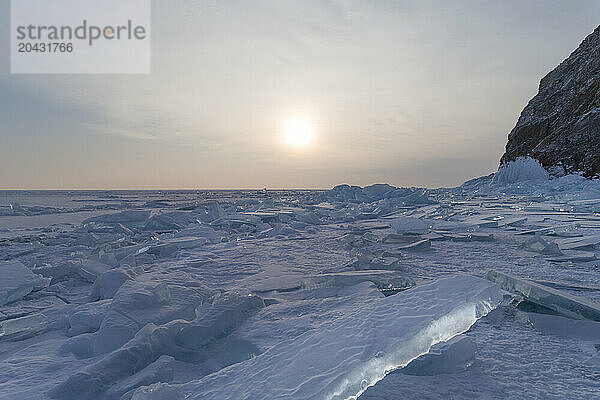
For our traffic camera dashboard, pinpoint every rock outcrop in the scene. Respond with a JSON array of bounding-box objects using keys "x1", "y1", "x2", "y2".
[{"x1": 501, "y1": 26, "x2": 600, "y2": 178}]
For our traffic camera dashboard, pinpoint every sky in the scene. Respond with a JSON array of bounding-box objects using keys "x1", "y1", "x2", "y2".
[{"x1": 1, "y1": 0, "x2": 600, "y2": 190}]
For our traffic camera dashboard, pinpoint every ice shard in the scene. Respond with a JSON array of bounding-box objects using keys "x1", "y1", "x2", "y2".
[{"x1": 486, "y1": 270, "x2": 600, "y2": 321}]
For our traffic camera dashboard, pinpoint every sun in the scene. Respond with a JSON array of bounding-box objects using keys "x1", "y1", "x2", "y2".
[{"x1": 283, "y1": 116, "x2": 314, "y2": 149}]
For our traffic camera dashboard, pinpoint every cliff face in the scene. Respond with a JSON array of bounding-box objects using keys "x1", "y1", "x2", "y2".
[{"x1": 501, "y1": 26, "x2": 600, "y2": 178}]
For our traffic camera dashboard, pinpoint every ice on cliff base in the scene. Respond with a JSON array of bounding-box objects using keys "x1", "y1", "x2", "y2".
[{"x1": 492, "y1": 157, "x2": 549, "y2": 184}]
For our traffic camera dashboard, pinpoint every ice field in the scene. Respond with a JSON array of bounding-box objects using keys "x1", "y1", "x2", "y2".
[{"x1": 2, "y1": 159, "x2": 600, "y2": 399}]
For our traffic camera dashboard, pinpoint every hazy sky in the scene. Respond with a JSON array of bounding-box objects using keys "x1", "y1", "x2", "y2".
[{"x1": 1, "y1": 0, "x2": 599, "y2": 189}]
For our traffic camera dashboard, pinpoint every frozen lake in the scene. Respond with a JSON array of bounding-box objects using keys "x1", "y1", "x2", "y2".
[{"x1": 2, "y1": 166, "x2": 600, "y2": 399}]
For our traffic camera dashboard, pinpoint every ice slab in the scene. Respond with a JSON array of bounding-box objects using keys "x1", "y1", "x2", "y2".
[
  {"x1": 82, "y1": 210, "x2": 150, "y2": 230},
  {"x1": 77, "y1": 259, "x2": 114, "y2": 282},
  {"x1": 350, "y1": 221, "x2": 391, "y2": 233},
  {"x1": 143, "y1": 211, "x2": 197, "y2": 231},
  {"x1": 398, "y1": 335, "x2": 476, "y2": 376},
  {"x1": 443, "y1": 233, "x2": 494, "y2": 242},
  {"x1": 497, "y1": 216, "x2": 527, "y2": 227},
  {"x1": 52, "y1": 323, "x2": 179, "y2": 399},
  {"x1": 397, "y1": 239, "x2": 432, "y2": 251},
  {"x1": 381, "y1": 233, "x2": 423, "y2": 244},
  {"x1": 147, "y1": 237, "x2": 207, "y2": 258},
  {"x1": 515, "y1": 224, "x2": 576, "y2": 236},
  {"x1": 0, "y1": 260, "x2": 50, "y2": 306},
  {"x1": 520, "y1": 236, "x2": 563, "y2": 255},
  {"x1": 239, "y1": 270, "x2": 412, "y2": 297},
  {"x1": 195, "y1": 201, "x2": 228, "y2": 223},
  {"x1": 556, "y1": 236, "x2": 600, "y2": 251},
  {"x1": 300, "y1": 271, "x2": 414, "y2": 295},
  {"x1": 238, "y1": 270, "x2": 304, "y2": 293},
  {"x1": 0, "y1": 313, "x2": 49, "y2": 341},
  {"x1": 0, "y1": 295, "x2": 66, "y2": 321},
  {"x1": 175, "y1": 290, "x2": 264, "y2": 351},
  {"x1": 90, "y1": 268, "x2": 137, "y2": 300},
  {"x1": 531, "y1": 279, "x2": 600, "y2": 293},
  {"x1": 133, "y1": 275, "x2": 501, "y2": 400},
  {"x1": 350, "y1": 256, "x2": 402, "y2": 271},
  {"x1": 173, "y1": 225, "x2": 222, "y2": 243},
  {"x1": 67, "y1": 300, "x2": 112, "y2": 337},
  {"x1": 547, "y1": 252, "x2": 596, "y2": 263},
  {"x1": 0, "y1": 304, "x2": 71, "y2": 342},
  {"x1": 486, "y1": 270, "x2": 600, "y2": 321},
  {"x1": 460, "y1": 217, "x2": 498, "y2": 228},
  {"x1": 241, "y1": 211, "x2": 280, "y2": 223},
  {"x1": 546, "y1": 224, "x2": 583, "y2": 237},
  {"x1": 389, "y1": 216, "x2": 429, "y2": 234}
]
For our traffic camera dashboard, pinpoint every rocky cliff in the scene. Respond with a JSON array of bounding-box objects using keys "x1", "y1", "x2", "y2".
[{"x1": 501, "y1": 26, "x2": 600, "y2": 178}]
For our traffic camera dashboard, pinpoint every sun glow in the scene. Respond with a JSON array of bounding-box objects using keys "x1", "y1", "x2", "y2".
[{"x1": 283, "y1": 116, "x2": 314, "y2": 149}]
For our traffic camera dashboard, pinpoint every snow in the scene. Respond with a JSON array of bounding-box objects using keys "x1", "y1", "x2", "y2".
[{"x1": 1, "y1": 180, "x2": 600, "y2": 399}]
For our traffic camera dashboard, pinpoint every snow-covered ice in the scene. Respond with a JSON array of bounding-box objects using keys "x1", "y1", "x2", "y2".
[{"x1": 2, "y1": 173, "x2": 600, "y2": 399}]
